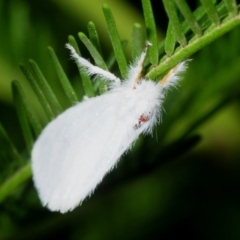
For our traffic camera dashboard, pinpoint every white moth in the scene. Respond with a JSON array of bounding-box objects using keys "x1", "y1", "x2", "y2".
[{"x1": 32, "y1": 41, "x2": 188, "y2": 213}]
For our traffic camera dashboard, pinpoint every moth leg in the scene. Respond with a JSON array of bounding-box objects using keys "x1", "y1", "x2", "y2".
[
  {"x1": 130, "y1": 41, "x2": 152, "y2": 85},
  {"x1": 66, "y1": 43, "x2": 121, "y2": 86},
  {"x1": 160, "y1": 60, "x2": 189, "y2": 91}
]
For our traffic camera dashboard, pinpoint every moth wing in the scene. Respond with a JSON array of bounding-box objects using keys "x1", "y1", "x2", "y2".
[{"x1": 32, "y1": 92, "x2": 138, "y2": 213}]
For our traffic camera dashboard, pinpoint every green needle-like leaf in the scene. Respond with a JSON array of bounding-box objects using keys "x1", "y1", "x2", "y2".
[
  {"x1": 200, "y1": 0, "x2": 220, "y2": 25},
  {"x1": 78, "y1": 32, "x2": 107, "y2": 69},
  {"x1": 147, "y1": 13, "x2": 240, "y2": 79},
  {"x1": 68, "y1": 35, "x2": 81, "y2": 55},
  {"x1": 175, "y1": 0, "x2": 202, "y2": 36},
  {"x1": 164, "y1": 23, "x2": 176, "y2": 56},
  {"x1": 142, "y1": 0, "x2": 158, "y2": 64},
  {"x1": 102, "y1": 4, "x2": 128, "y2": 78},
  {"x1": 224, "y1": 0, "x2": 238, "y2": 16},
  {"x1": 28, "y1": 59, "x2": 63, "y2": 116},
  {"x1": 162, "y1": 0, "x2": 187, "y2": 46},
  {"x1": 131, "y1": 23, "x2": 144, "y2": 60},
  {"x1": 20, "y1": 64, "x2": 55, "y2": 121},
  {"x1": 106, "y1": 40, "x2": 128, "y2": 70},
  {"x1": 48, "y1": 47, "x2": 79, "y2": 105},
  {"x1": 12, "y1": 81, "x2": 34, "y2": 154},
  {"x1": 12, "y1": 81, "x2": 42, "y2": 137},
  {"x1": 87, "y1": 21, "x2": 102, "y2": 55}
]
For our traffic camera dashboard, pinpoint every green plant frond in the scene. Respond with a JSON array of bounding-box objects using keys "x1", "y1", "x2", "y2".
[
  {"x1": 12, "y1": 81, "x2": 43, "y2": 137},
  {"x1": 224, "y1": 0, "x2": 238, "y2": 16},
  {"x1": 47, "y1": 47, "x2": 79, "y2": 105},
  {"x1": 162, "y1": 0, "x2": 187, "y2": 47},
  {"x1": 1, "y1": 0, "x2": 240, "y2": 209},
  {"x1": 87, "y1": 21, "x2": 103, "y2": 55},
  {"x1": 142, "y1": 0, "x2": 159, "y2": 64},
  {"x1": 20, "y1": 64, "x2": 55, "y2": 122},
  {"x1": 174, "y1": 0, "x2": 202, "y2": 36},
  {"x1": 131, "y1": 24, "x2": 144, "y2": 60},
  {"x1": 12, "y1": 81, "x2": 34, "y2": 154},
  {"x1": 78, "y1": 32, "x2": 107, "y2": 69},
  {"x1": 158, "y1": 26, "x2": 240, "y2": 143},
  {"x1": 147, "y1": 0, "x2": 240, "y2": 80},
  {"x1": 200, "y1": 0, "x2": 221, "y2": 25},
  {"x1": 102, "y1": 4, "x2": 128, "y2": 78},
  {"x1": 105, "y1": 40, "x2": 128, "y2": 70},
  {"x1": 28, "y1": 59, "x2": 63, "y2": 116},
  {"x1": 68, "y1": 35, "x2": 82, "y2": 55},
  {"x1": 164, "y1": 23, "x2": 176, "y2": 56}
]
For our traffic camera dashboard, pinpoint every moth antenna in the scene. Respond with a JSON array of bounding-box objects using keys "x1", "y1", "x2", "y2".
[
  {"x1": 135, "y1": 41, "x2": 152, "y2": 75},
  {"x1": 66, "y1": 43, "x2": 121, "y2": 87},
  {"x1": 129, "y1": 41, "x2": 152, "y2": 87},
  {"x1": 160, "y1": 60, "x2": 189, "y2": 90}
]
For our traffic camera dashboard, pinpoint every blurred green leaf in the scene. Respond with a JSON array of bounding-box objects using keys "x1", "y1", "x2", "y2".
[{"x1": 102, "y1": 4, "x2": 128, "y2": 78}]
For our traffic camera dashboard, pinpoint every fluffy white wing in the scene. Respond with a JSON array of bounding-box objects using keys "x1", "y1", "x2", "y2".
[{"x1": 32, "y1": 91, "x2": 144, "y2": 213}]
